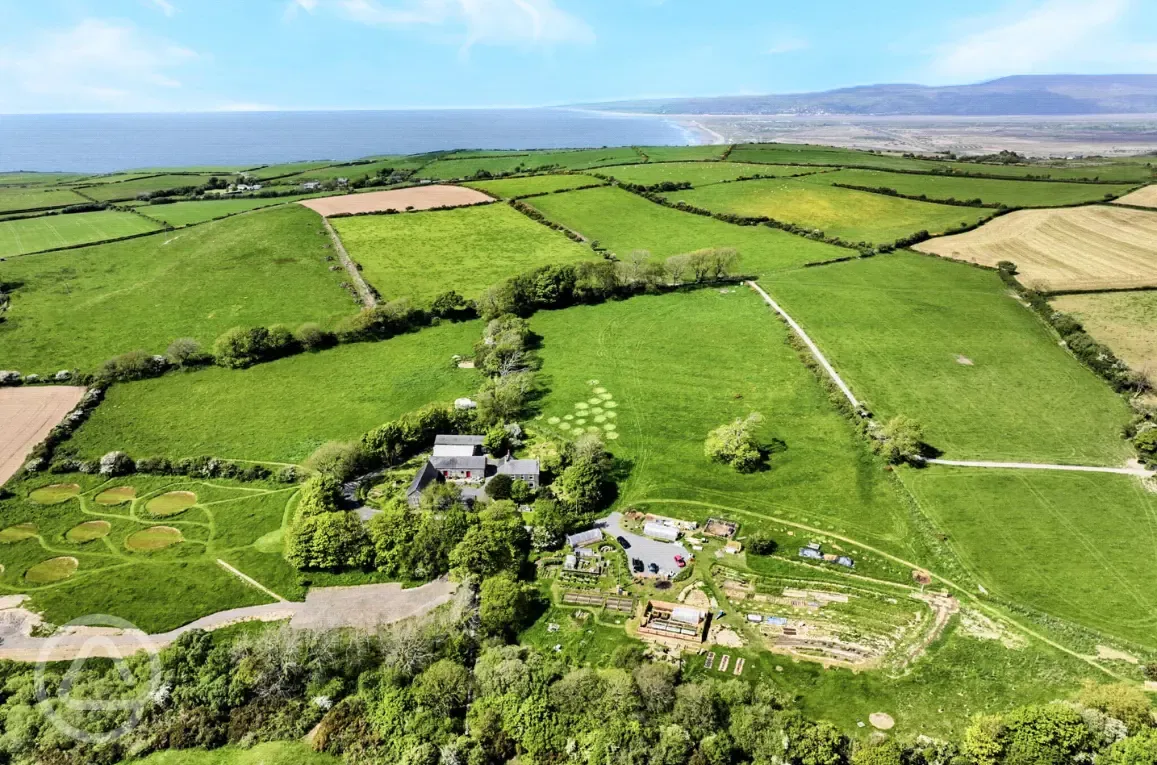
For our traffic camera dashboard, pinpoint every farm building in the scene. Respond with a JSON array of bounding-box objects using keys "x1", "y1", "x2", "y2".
[
  {"x1": 406, "y1": 434, "x2": 541, "y2": 507},
  {"x1": 639, "y1": 600, "x2": 708, "y2": 642},
  {"x1": 644, "y1": 521, "x2": 680, "y2": 542},
  {"x1": 566, "y1": 529, "x2": 603, "y2": 548}
]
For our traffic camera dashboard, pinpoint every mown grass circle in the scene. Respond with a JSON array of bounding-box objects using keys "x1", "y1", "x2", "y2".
[
  {"x1": 95, "y1": 486, "x2": 136, "y2": 506},
  {"x1": 125, "y1": 526, "x2": 184, "y2": 552},
  {"x1": 29, "y1": 483, "x2": 80, "y2": 505},
  {"x1": 25, "y1": 557, "x2": 78, "y2": 584},
  {"x1": 0, "y1": 523, "x2": 37, "y2": 543},
  {"x1": 606, "y1": 432, "x2": 620, "y2": 440},
  {"x1": 146, "y1": 491, "x2": 197, "y2": 517},
  {"x1": 66, "y1": 520, "x2": 112, "y2": 544}
]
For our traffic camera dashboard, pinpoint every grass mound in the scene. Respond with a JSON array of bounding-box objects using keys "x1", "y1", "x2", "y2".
[
  {"x1": 0, "y1": 523, "x2": 37, "y2": 543},
  {"x1": 65, "y1": 520, "x2": 112, "y2": 543},
  {"x1": 24, "y1": 557, "x2": 78, "y2": 584},
  {"x1": 253, "y1": 528, "x2": 284, "y2": 554},
  {"x1": 94, "y1": 486, "x2": 136, "y2": 505},
  {"x1": 28, "y1": 483, "x2": 80, "y2": 504},
  {"x1": 125, "y1": 526, "x2": 184, "y2": 552},
  {"x1": 146, "y1": 491, "x2": 197, "y2": 517}
]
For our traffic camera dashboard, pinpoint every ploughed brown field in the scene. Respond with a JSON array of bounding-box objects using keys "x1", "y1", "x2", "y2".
[
  {"x1": 914, "y1": 205, "x2": 1157, "y2": 292},
  {"x1": 0, "y1": 386, "x2": 86, "y2": 484},
  {"x1": 298, "y1": 185, "x2": 493, "y2": 216}
]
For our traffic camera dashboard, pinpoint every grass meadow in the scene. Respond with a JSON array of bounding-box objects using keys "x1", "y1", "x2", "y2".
[
  {"x1": 142, "y1": 194, "x2": 322, "y2": 226},
  {"x1": 643, "y1": 144, "x2": 732, "y2": 161},
  {"x1": 0, "y1": 205, "x2": 354, "y2": 373},
  {"x1": 530, "y1": 288, "x2": 916, "y2": 555},
  {"x1": 0, "y1": 172, "x2": 89, "y2": 185},
  {"x1": 416, "y1": 147, "x2": 643, "y2": 180},
  {"x1": 663, "y1": 178, "x2": 992, "y2": 244},
  {"x1": 526, "y1": 186, "x2": 846, "y2": 273},
  {"x1": 902, "y1": 466, "x2": 1157, "y2": 648},
  {"x1": 0, "y1": 210, "x2": 161, "y2": 257},
  {"x1": 332, "y1": 203, "x2": 591, "y2": 304},
  {"x1": 0, "y1": 473, "x2": 299, "y2": 632},
  {"x1": 809, "y1": 169, "x2": 1138, "y2": 207},
  {"x1": 1052, "y1": 290, "x2": 1157, "y2": 374},
  {"x1": 766, "y1": 253, "x2": 1132, "y2": 464},
  {"x1": 245, "y1": 161, "x2": 341, "y2": 180},
  {"x1": 67, "y1": 319, "x2": 480, "y2": 463},
  {"x1": 464, "y1": 173, "x2": 605, "y2": 199},
  {"x1": 77, "y1": 174, "x2": 221, "y2": 202},
  {"x1": 597, "y1": 161, "x2": 821, "y2": 187},
  {"x1": 0, "y1": 187, "x2": 89, "y2": 213},
  {"x1": 279, "y1": 157, "x2": 426, "y2": 183}
]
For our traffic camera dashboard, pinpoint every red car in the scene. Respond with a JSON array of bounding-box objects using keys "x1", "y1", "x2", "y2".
[{"x1": 674, "y1": 555, "x2": 687, "y2": 568}]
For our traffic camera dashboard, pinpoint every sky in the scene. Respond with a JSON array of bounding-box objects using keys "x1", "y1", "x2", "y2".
[{"x1": 0, "y1": 0, "x2": 1155, "y2": 113}]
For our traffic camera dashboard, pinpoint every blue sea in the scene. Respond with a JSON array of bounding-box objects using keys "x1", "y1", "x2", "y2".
[{"x1": 0, "y1": 109, "x2": 693, "y2": 174}]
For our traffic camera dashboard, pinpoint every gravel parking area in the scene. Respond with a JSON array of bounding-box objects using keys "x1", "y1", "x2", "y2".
[{"x1": 597, "y1": 512, "x2": 690, "y2": 578}]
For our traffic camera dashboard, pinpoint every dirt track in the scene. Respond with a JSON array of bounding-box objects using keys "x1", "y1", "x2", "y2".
[
  {"x1": 0, "y1": 386, "x2": 86, "y2": 484},
  {"x1": 298, "y1": 185, "x2": 492, "y2": 216},
  {"x1": 914, "y1": 206, "x2": 1157, "y2": 291}
]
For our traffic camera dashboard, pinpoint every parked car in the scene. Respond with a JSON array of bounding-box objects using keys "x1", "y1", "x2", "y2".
[
  {"x1": 674, "y1": 555, "x2": 686, "y2": 568},
  {"x1": 617, "y1": 536, "x2": 631, "y2": 549},
  {"x1": 632, "y1": 558, "x2": 644, "y2": 573},
  {"x1": 649, "y1": 562, "x2": 660, "y2": 574}
]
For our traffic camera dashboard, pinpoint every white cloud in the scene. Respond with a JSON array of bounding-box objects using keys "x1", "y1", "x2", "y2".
[
  {"x1": 930, "y1": 0, "x2": 1133, "y2": 81},
  {"x1": 146, "y1": 0, "x2": 178, "y2": 17},
  {"x1": 765, "y1": 37, "x2": 808, "y2": 55},
  {"x1": 292, "y1": 0, "x2": 594, "y2": 47},
  {"x1": 0, "y1": 19, "x2": 199, "y2": 112}
]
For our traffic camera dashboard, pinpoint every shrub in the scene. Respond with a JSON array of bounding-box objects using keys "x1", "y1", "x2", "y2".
[
  {"x1": 873, "y1": 415, "x2": 926, "y2": 465},
  {"x1": 304, "y1": 441, "x2": 373, "y2": 481},
  {"x1": 212, "y1": 326, "x2": 297, "y2": 369},
  {"x1": 99, "y1": 451, "x2": 135, "y2": 476},
  {"x1": 509, "y1": 479, "x2": 534, "y2": 505},
  {"x1": 483, "y1": 425, "x2": 511, "y2": 457},
  {"x1": 704, "y1": 413, "x2": 766, "y2": 473},
  {"x1": 295, "y1": 322, "x2": 336, "y2": 351},
  {"x1": 745, "y1": 533, "x2": 777, "y2": 555},
  {"x1": 96, "y1": 350, "x2": 169, "y2": 383},
  {"x1": 486, "y1": 474, "x2": 513, "y2": 500},
  {"x1": 166, "y1": 337, "x2": 207, "y2": 367},
  {"x1": 135, "y1": 456, "x2": 173, "y2": 474}
]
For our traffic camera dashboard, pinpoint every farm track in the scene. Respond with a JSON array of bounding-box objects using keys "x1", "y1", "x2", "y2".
[{"x1": 321, "y1": 217, "x2": 377, "y2": 308}]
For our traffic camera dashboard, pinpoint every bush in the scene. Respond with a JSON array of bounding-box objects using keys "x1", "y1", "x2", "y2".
[
  {"x1": 704, "y1": 413, "x2": 766, "y2": 473},
  {"x1": 165, "y1": 337, "x2": 207, "y2": 367},
  {"x1": 96, "y1": 350, "x2": 169, "y2": 383},
  {"x1": 483, "y1": 425, "x2": 511, "y2": 457},
  {"x1": 213, "y1": 326, "x2": 298, "y2": 369},
  {"x1": 873, "y1": 415, "x2": 926, "y2": 465},
  {"x1": 304, "y1": 441, "x2": 373, "y2": 481},
  {"x1": 746, "y1": 533, "x2": 777, "y2": 555},
  {"x1": 509, "y1": 479, "x2": 534, "y2": 505},
  {"x1": 99, "y1": 451, "x2": 135, "y2": 476},
  {"x1": 295, "y1": 322, "x2": 336, "y2": 351},
  {"x1": 486, "y1": 474, "x2": 513, "y2": 500}
]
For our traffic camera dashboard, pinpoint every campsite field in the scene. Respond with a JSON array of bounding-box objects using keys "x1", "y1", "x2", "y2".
[
  {"x1": 530, "y1": 288, "x2": 916, "y2": 554},
  {"x1": 76, "y1": 174, "x2": 221, "y2": 202},
  {"x1": 331, "y1": 202, "x2": 590, "y2": 303},
  {"x1": 66, "y1": 319, "x2": 480, "y2": 463},
  {"x1": 808, "y1": 169, "x2": 1137, "y2": 208},
  {"x1": 1052, "y1": 290, "x2": 1157, "y2": 375},
  {"x1": 0, "y1": 473, "x2": 293, "y2": 632},
  {"x1": 902, "y1": 466, "x2": 1157, "y2": 648},
  {"x1": 765, "y1": 253, "x2": 1132, "y2": 464},
  {"x1": 596, "y1": 161, "x2": 820, "y2": 187},
  {"x1": 0, "y1": 187, "x2": 89, "y2": 213},
  {"x1": 915, "y1": 205, "x2": 1157, "y2": 291},
  {"x1": 663, "y1": 178, "x2": 992, "y2": 244},
  {"x1": 0, "y1": 210, "x2": 160, "y2": 257},
  {"x1": 1114, "y1": 184, "x2": 1157, "y2": 208},
  {"x1": 0, "y1": 204, "x2": 354, "y2": 373},
  {"x1": 526, "y1": 186, "x2": 846, "y2": 273},
  {"x1": 464, "y1": 173, "x2": 604, "y2": 199}
]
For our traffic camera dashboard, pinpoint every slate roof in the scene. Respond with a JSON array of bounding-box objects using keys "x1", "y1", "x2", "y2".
[
  {"x1": 434, "y1": 435, "x2": 485, "y2": 446},
  {"x1": 407, "y1": 461, "x2": 442, "y2": 497},
  {"x1": 496, "y1": 457, "x2": 539, "y2": 476},
  {"x1": 430, "y1": 455, "x2": 487, "y2": 472}
]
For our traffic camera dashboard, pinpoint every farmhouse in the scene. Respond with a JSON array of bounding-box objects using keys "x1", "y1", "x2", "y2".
[{"x1": 406, "y1": 434, "x2": 541, "y2": 507}]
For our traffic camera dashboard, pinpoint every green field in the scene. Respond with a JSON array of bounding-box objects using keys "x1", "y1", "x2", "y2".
[
  {"x1": 809, "y1": 169, "x2": 1138, "y2": 207},
  {"x1": 0, "y1": 210, "x2": 160, "y2": 257},
  {"x1": 0, "y1": 204, "x2": 354, "y2": 372},
  {"x1": 903, "y1": 466, "x2": 1157, "y2": 648},
  {"x1": 526, "y1": 186, "x2": 846, "y2": 272},
  {"x1": 531, "y1": 288, "x2": 915, "y2": 553},
  {"x1": 244, "y1": 161, "x2": 341, "y2": 180},
  {"x1": 765, "y1": 253, "x2": 1132, "y2": 464},
  {"x1": 141, "y1": 194, "x2": 322, "y2": 226},
  {"x1": 279, "y1": 157, "x2": 425, "y2": 183},
  {"x1": 642, "y1": 144, "x2": 732, "y2": 161},
  {"x1": 0, "y1": 186, "x2": 89, "y2": 213},
  {"x1": 416, "y1": 147, "x2": 643, "y2": 180},
  {"x1": 464, "y1": 173, "x2": 604, "y2": 198},
  {"x1": 0, "y1": 172, "x2": 89, "y2": 186},
  {"x1": 663, "y1": 178, "x2": 992, "y2": 244},
  {"x1": 0, "y1": 473, "x2": 296, "y2": 632},
  {"x1": 331, "y1": 202, "x2": 591, "y2": 304},
  {"x1": 68, "y1": 319, "x2": 480, "y2": 463},
  {"x1": 597, "y1": 161, "x2": 821, "y2": 187},
  {"x1": 77, "y1": 174, "x2": 221, "y2": 202}
]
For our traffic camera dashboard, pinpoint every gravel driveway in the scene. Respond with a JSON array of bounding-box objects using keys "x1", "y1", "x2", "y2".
[{"x1": 597, "y1": 512, "x2": 690, "y2": 578}]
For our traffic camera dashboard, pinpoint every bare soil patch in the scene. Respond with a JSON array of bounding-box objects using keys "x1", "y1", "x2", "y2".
[
  {"x1": 915, "y1": 206, "x2": 1157, "y2": 291},
  {"x1": 95, "y1": 486, "x2": 136, "y2": 505},
  {"x1": 869, "y1": 713, "x2": 895, "y2": 730},
  {"x1": 955, "y1": 355, "x2": 974, "y2": 366},
  {"x1": 298, "y1": 185, "x2": 493, "y2": 217},
  {"x1": 1114, "y1": 185, "x2": 1157, "y2": 209},
  {"x1": 0, "y1": 387, "x2": 86, "y2": 484}
]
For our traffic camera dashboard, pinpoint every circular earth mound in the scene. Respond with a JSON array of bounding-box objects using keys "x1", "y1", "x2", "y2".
[
  {"x1": 145, "y1": 491, "x2": 197, "y2": 517},
  {"x1": 25, "y1": 557, "x2": 78, "y2": 584},
  {"x1": 125, "y1": 526, "x2": 184, "y2": 552},
  {"x1": 869, "y1": 713, "x2": 895, "y2": 730},
  {"x1": 29, "y1": 483, "x2": 80, "y2": 505},
  {"x1": 66, "y1": 520, "x2": 112, "y2": 544},
  {"x1": 253, "y1": 529, "x2": 284, "y2": 554},
  {"x1": 95, "y1": 486, "x2": 136, "y2": 505},
  {"x1": 0, "y1": 523, "x2": 38, "y2": 543}
]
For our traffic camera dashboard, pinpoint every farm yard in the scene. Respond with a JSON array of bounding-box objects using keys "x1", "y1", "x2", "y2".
[
  {"x1": 0, "y1": 205, "x2": 353, "y2": 373},
  {"x1": 0, "y1": 209, "x2": 161, "y2": 257},
  {"x1": 662, "y1": 177, "x2": 994, "y2": 245},
  {"x1": 330, "y1": 201, "x2": 589, "y2": 303},
  {"x1": 914, "y1": 205, "x2": 1157, "y2": 291}
]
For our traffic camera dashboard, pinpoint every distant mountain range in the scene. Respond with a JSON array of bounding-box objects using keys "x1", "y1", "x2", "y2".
[{"x1": 583, "y1": 75, "x2": 1157, "y2": 116}]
